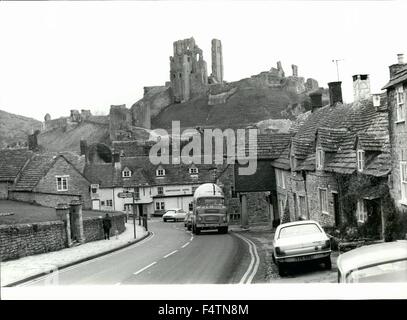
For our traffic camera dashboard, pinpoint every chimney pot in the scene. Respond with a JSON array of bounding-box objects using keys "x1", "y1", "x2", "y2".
[
  {"x1": 398, "y1": 53, "x2": 404, "y2": 64},
  {"x1": 328, "y1": 81, "x2": 343, "y2": 106},
  {"x1": 352, "y1": 74, "x2": 371, "y2": 102}
]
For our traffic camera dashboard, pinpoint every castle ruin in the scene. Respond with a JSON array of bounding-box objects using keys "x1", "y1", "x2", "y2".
[{"x1": 210, "y1": 39, "x2": 223, "y2": 84}]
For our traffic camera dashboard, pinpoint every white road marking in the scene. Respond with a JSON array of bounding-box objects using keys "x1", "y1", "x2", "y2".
[
  {"x1": 133, "y1": 261, "x2": 157, "y2": 275},
  {"x1": 181, "y1": 242, "x2": 190, "y2": 248},
  {"x1": 163, "y1": 250, "x2": 178, "y2": 258},
  {"x1": 17, "y1": 232, "x2": 156, "y2": 287},
  {"x1": 115, "y1": 282, "x2": 121, "y2": 285},
  {"x1": 234, "y1": 232, "x2": 260, "y2": 284}
]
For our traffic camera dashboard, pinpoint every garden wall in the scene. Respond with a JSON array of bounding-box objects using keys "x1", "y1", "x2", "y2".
[{"x1": 0, "y1": 213, "x2": 126, "y2": 262}]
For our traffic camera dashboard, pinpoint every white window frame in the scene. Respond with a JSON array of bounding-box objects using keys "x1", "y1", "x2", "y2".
[
  {"x1": 357, "y1": 150, "x2": 365, "y2": 172},
  {"x1": 160, "y1": 202, "x2": 165, "y2": 210},
  {"x1": 357, "y1": 199, "x2": 368, "y2": 223},
  {"x1": 396, "y1": 85, "x2": 405, "y2": 123},
  {"x1": 189, "y1": 167, "x2": 198, "y2": 174},
  {"x1": 155, "y1": 202, "x2": 160, "y2": 210},
  {"x1": 316, "y1": 148, "x2": 324, "y2": 170},
  {"x1": 156, "y1": 168, "x2": 165, "y2": 177},
  {"x1": 122, "y1": 168, "x2": 132, "y2": 178},
  {"x1": 401, "y1": 161, "x2": 407, "y2": 203},
  {"x1": 106, "y1": 199, "x2": 113, "y2": 207},
  {"x1": 319, "y1": 188, "x2": 328, "y2": 214},
  {"x1": 56, "y1": 175, "x2": 69, "y2": 191},
  {"x1": 157, "y1": 186, "x2": 164, "y2": 195}
]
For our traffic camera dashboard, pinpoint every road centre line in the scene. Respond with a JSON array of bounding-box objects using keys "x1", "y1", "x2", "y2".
[
  {"x1": 133, "y1": 261, "x2": 157, "y2": 275},
  {"x1": 181, "y1": 242, "x2": 190, "y2": 248},
  {"x1": 234, "y1": 232, "x2": 259, "y2": 284},
  {"x1": 163, "y1": 250, "x2": 178, "y2": 258},
  {"x1": 17, "y1": 232, "x2": 156, "y2": 287}
]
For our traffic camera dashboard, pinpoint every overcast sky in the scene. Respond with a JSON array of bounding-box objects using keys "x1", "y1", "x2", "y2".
[{"x1": 0, "y1": 0, "x2": 406, "y2": 122}]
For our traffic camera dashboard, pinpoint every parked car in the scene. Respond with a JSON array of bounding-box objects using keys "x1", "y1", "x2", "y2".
[
  {"x1": 184, "y1": 211, "x2": 193, "y2": 230},
  {"x1": 337, "y1": 240, "x2": 407, "y2": 283},
  {"x1": 272, "y1": 220, "x2": 332, "y2": 276},
  {"x1": 163, "y1": 208, "x2": 187, "y2": 222}
]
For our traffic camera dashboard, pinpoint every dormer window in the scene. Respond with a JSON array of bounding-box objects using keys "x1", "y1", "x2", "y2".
[
  {"x1": 122, "y1": 167, "x2": 132, "y2": 178},
  {"x1": 396, "y1": 85, "x2": 405, "y2": 122},
  {"x1": 357, "y1": 150, "x2": 365, "y2": 172},
  {"x1": 316, "y1": 148, "x2": 324, "y2": 170},
  {"x1": 189, "y1": 167, "x2": 198, "y2": 174},
  {"x1": 156, "y1": 168, "x2": 165, "y2": 177}
]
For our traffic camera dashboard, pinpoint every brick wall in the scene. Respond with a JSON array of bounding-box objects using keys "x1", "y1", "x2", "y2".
[
  {"x1": 0, "y1": 221, "x2": 67, "y2": 261},
  {"x1": 83, "y1": 214, "x2": 126, "y2": 243},
  {"x1": 34, "y1": 156, "x2": 91, "y2": 209},
  {"x1": 10, "y1": 191, "x2": 81, "y2": 209},
  {"x1": 0, "y1": 182, "x2": 8, "y2": 200}
]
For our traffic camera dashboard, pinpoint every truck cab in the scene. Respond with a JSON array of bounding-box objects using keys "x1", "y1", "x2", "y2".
[{"x1": 191, "y1": 183, "x2": 228, "y2": 235}]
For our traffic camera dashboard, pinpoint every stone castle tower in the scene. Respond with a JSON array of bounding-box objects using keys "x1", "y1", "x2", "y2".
[
  {"x1": 211, "y1": 39, "x2": 223, "y2": 83},
  {"x1": 169, "y1": 37, "x2": 208, "y2": 103}
]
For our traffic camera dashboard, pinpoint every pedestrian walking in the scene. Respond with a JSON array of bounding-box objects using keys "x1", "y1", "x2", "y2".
[{"x1": 102, "y1": 213, "x2": 112, "y2": 240}]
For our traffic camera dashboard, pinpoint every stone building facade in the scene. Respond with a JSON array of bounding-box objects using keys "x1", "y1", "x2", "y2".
[
  {"x1": 382, "y1": 54, "x2": 407, "y2": 213},
  {"x1": 9, "y1": 154, "x2": 92, "y2": 209}
]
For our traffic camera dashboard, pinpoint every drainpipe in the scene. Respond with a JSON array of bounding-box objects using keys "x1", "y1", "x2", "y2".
[{"x1": 302, "y1": 170, "x2": 310, "y2": 219}]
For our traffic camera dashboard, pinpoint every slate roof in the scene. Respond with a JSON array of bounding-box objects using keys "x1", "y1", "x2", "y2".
[
  {"x1": 13, "y1": 154, "x2": 58, "y2": 191},
  {"x1": 243, "y1": 133, "x2": 293, "y2": 160},
  {"x1": 272, "y1": 97, "x2": 391, "y2": 177},
  {"x1": 0, "y1": 149, "x2": 33, "y2": 182},
  {"x1": 11, "y1": 153, "x2": 89, "y2": 191},
  {"x1": 84, "y1": 156, "x2": 216, "y2": 188},
  {"x1": 382, "y1": 65, "x2": 407, "y2": 90}
]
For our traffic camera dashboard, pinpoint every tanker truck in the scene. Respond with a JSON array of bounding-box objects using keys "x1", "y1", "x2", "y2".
[{"x1": 191, "y1": 183, "x2": 228, "y2": 235}]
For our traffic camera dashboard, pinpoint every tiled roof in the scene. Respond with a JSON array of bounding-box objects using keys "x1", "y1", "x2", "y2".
[
  {"x1": 0, "y1": 149, "x2": 33, "y2": 182},
  {"x1": 244, "y1": 133, "x2": 293, "y2": 160},
  {"x1": 84, "y1": 156, "x2": 217, "y2": 188},
  {"x1": 382, "y1": 66, "x2": 407, "y2": 89},
  {"x1": 112, "y1": 140, "x2": 153, "y2": 157},
  {"x1": 13, "y1": 154, "x2": 58, "y2": 191},
  {"x1": 273, "y1": 97, "x2": 391, "y2": 177}
]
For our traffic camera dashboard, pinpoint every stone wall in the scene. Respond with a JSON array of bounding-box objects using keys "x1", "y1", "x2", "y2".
[
  {"x1": 0, "y1": 182, "x2": 8, "y2": 200},
  {"x1": 0, "y1": 221, "x2": 67, "y2": 261},
  {"x1": 34, "y1": 156, "x2": 91, "y2": 209},
  {"x1": 83, "y1": 214, "x2": 126, "y2": 243},
  {"x1": 246, "y1": 192, "x2": 272, "y2": 225},
  {"x1": 9, "y1": 191, "x2": 82, "y2": 209},
  {"x1": 0, "y1": 213, "x2": 126, "y2": 262},
  {"x1": 388, "y1": 84, "x2": 407, "y2": 213}
]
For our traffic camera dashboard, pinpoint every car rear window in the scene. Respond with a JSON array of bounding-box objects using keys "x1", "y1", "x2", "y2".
[{"x1": 278, "y1": 223, "x2": 322, "y2": 239}]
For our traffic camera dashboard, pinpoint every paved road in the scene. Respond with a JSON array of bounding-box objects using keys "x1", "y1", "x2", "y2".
[{"x1": 22, "y1": 219, "x2": 252, "y2": 286}]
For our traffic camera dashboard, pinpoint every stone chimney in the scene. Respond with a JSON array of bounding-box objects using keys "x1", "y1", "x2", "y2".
[
  {"x1": 328, "y1": 81, "x2": 343, "y2": 106},
  {"x1": 389, "y1": 53, "x2": 406, "y2": 79},
  {"x1": 372, "y1": 93, "x2": 381, "y2": 109},
  {"x1": 309, "y1": 91, "x2": 323, "y2": 112},
  {"x1": 352, "y1": 74, "x2": 371, "y2": 102},
  {"x1": 28, "y1": 130, "x2": 40, "y2": 151},
  {"x1": 112, "y1": 150, "x2": 121, "y2": 170}
]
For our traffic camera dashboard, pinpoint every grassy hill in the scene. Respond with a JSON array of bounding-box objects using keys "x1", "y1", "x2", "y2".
[
  {"x1": 0, "y1": 109, "x2": 42, "y2": 149},
  {"x1": 152, "y1": 77, "x2": 317, "y2": 131},
  {"x1": 38, "y1": 122, "x2": 110, "y2": 152}
]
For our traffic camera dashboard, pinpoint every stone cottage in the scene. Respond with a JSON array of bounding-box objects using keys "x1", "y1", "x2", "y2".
[{"x1": 272, "y1": 78, "x2": 391, "y2": 239}]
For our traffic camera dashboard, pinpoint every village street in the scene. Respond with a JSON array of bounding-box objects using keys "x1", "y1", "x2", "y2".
[{"x1": 18, "y1": 218, "x2": 337, "y2": 286}]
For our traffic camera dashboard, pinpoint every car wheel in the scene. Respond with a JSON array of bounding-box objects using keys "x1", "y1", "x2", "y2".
[
  {"x1": 195, "y1": 227, "x2": 201, "y2": 235},
  {"x1": 187, "y1": 225, "x2": 192, "y2": 231},
  {"x1": 324, "y1": 256, "x2": 332, "y2": 270},
  {"x1": 163, "y1": 218, "x2": 167, "y2": 222}
]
